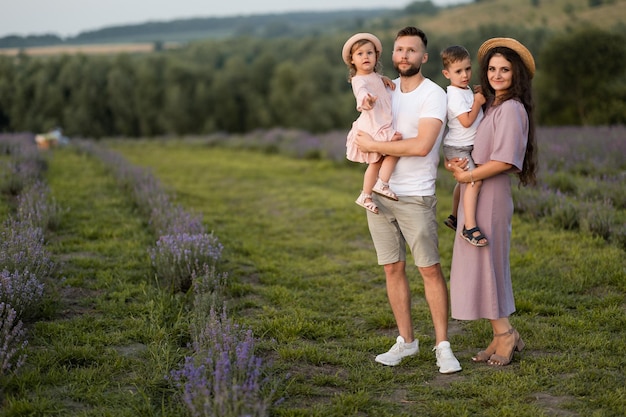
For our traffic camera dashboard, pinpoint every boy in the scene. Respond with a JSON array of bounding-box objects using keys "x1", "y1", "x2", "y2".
[{"x1": 441, "y1": 45, "x2": 487, "y2": 247}]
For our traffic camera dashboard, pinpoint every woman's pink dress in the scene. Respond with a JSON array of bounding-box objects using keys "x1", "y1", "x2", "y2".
[
  {"x1": 346, "y1": 73, "x2": 396, "y2": 164},
  {"x1": 450, "y1": 99, "x2": 528, "y2": 320}
]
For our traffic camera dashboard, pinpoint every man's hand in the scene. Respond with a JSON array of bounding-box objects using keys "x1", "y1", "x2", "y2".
[{"x1": 355, "y1": 130, "x2": 375, "y2": 152}]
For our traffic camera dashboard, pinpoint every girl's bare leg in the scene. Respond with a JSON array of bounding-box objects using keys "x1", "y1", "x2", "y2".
[
  {"x1": 378, "y1": 155, "x2": 399, "y2": 183},
  {"x1": 363, "y1": 160, "x2": 382, "y2": 195}
]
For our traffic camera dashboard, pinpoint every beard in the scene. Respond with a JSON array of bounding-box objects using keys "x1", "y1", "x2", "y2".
[{"x1": 394, "y1": 62, "x2": 421, "y2": 77}]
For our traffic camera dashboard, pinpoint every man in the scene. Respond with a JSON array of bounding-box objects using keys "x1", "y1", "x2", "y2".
[{"x1": 355, "y1": 26, "x2": 461, "y2": 374}]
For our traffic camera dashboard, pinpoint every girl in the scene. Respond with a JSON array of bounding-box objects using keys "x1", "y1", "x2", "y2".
[{"x1": 342, "y1": 33, "x2": 401, "y2": 214}]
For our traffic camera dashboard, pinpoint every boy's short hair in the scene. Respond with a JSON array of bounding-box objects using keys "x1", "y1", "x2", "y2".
[{"x1": 441, "y1": 45, "x2": 470, "y2": 69}]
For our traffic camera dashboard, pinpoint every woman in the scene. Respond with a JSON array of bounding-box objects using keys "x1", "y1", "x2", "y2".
[{"x1": 447, "y1": 37, "x2": 537, "y2": 366}]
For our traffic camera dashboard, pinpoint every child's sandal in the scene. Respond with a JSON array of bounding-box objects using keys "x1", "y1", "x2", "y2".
[
  {"x1": 372, "y1": 179, "x2": 398, "y2": 201},
  {"x1": 355, "y1": 192, "x2": 378, "y2": 214},
  {"x1": 462, "y1": 226, "x2": 488, "y2": 247},
  {"x1": 443, "y1": 214, "x2": 457, "y2": 231}
]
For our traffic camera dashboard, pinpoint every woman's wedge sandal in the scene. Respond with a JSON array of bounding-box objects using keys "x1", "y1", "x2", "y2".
[
  {"x1": 355, "y1": 192, "x2": 378, "y2": 214},
  {"x1": 462, "y1": 226, "x2": 488, "y2": 247},
  {"x1": 487, "y1": 328, "x2": 525, "y2": 366},
  {"x1": 443, "y1": 214, "x2": 457, "y2": 231}
]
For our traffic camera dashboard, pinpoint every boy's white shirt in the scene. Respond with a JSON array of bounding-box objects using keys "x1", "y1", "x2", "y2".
[{"x1": 444, "y1": 85, "x2": 483, "y2": 148}]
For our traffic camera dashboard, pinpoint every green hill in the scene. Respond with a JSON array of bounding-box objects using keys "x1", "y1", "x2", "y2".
[
  {"x1": 411, "y1": 0, "x2": 626, "y2": 36},
  {"x1": 2, "y1": 0, "x2": 624, "y2": 49}
]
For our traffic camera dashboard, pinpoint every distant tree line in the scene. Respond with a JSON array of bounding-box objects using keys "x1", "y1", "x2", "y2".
[
  {"x1": 0, "y1": 9, "x2": 395, "y2": 48},
  {"x1": 0, "y1": 25, "x2": 624, "y2": 138}
]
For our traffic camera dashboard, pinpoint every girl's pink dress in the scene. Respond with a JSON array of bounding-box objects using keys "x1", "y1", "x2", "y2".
[{"x1": 346, "y1": 73, "x2": 396, "y2": 164}]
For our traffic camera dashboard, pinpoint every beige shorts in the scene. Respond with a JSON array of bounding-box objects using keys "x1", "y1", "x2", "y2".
[{"x1": 367, "y1": 194, "x2": 440, "y2": 267}]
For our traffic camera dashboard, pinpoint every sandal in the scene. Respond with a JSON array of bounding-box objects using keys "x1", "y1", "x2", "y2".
[
  {"x1": 462, "y1": 226, "x2": 488, "y2": 247},
  {"x1": 472, "y1": 330, "x2": 507, "y2": 362},
  {"x1": 355, "y1": 191, "x2": 378, "y2": 214},
  {"x1": 487, "y1": 328, "x2": 525, "y2": 366},
  {"x1": 372, "y1": 179, "x2": 398, "y2": 201},
  {"x1": 443, "y1": 214, "x2": 457, "y2": 231}
]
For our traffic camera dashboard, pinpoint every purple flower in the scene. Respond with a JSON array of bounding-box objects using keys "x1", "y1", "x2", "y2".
[
  {"x1": 170, "y1": 308, "x2": 271, "y2": 417},
  {"x1": 0, "y1": 302, "x2": 28, "y2": 375}
]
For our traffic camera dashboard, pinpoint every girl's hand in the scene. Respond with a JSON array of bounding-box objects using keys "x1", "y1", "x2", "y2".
[{"x1": 361, "y1": 93, "x2": 377, "y2": 110}]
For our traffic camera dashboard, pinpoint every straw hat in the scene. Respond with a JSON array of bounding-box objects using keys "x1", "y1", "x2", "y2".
[
  {"x1": 342, "y1": 33, "x2": 383, "y2": 66},
  {"x1": 477, "y1": 37, "x2": 535, "y2": 79}
]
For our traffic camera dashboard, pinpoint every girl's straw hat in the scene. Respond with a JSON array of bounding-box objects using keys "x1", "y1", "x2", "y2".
[
  {"x1": 477, "y1": 37, "x2": 536, "y2": 79},
  {"x1": 342, "y1": 33, "x2": 383, "y2": 65}
]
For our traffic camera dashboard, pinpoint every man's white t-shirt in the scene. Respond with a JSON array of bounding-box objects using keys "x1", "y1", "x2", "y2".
[
  {"x1": 390, "y1": 78, "x2": 447, "y2": 196},
  {"x1": 444, "y1": 85, "x2": 483, "y2": 147}
]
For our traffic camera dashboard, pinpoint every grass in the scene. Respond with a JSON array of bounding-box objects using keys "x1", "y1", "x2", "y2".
[
  {"x1": 0, "y1": 149, "x2": 188, "y2": 415},
  {"x1": 110, "y1": 140, "x2": 624, "y2": 416},
  {"x1": 1, "y1": 139, "x2": 625, "y2": 416}
]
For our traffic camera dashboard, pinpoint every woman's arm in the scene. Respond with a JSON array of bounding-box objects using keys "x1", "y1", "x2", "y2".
[{"x1": 355, "y1": 117, "x2": 443, "y2": 157}]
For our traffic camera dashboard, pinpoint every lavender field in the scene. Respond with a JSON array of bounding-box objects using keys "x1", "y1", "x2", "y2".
[
  {"x1": 1, "y1": 125, "x2": 625, "y2": 416},
  {"x1": 200, "y1": 125, "x2": 626, "y2": 250}
]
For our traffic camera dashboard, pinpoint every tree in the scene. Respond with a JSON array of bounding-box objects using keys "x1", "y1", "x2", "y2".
[
  {"x1": 538, "y1": 26, "x2": 626, "y2": 125},
  {"x1": 404, "y1": 1, "x2": 439, "y2": 16}
]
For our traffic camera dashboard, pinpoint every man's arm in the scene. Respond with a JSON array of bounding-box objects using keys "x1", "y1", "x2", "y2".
[{"x1": 355, "y1": 117, "x2": 443, "y2": 157}]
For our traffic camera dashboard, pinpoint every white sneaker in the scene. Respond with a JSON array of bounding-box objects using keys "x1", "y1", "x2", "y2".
[
  {"x1": 433, "y1": 341, "x2": 462, "y2": 374},
  {"x1": 375, "y1": 336, "x2": 419, "y2": 366}
]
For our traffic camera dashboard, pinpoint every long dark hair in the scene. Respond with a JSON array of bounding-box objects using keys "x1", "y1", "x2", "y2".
[{"x1": 479, "y1": 46, "x2": 537, "y2": 186}]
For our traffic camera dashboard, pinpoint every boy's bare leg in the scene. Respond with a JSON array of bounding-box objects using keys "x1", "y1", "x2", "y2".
[{"x1": 463, "y1": 180, "x2": 482, "y2": 229}]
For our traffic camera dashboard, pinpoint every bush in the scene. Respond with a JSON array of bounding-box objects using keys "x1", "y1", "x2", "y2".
[
  {"x1": 0, "y1": 270, "x2": 45, "y2": 319},
  {"x1": 149, "y1": 232, "x2": 223, "y2": 292},
  {"x1": 170, "y1": 308, "x2": 270, "y2": 417},
  {"x1": 0, "y1": 302, "x2": 27, "y2": 375},
  {"x1": 549, "y1": 197, "x2": 580, "y2": 230}
]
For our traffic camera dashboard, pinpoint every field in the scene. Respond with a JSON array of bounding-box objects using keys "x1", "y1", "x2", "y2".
[
  {"x1": 0, "y1": 42, "x2": 179, "y2": 57},
  {"x1": 1, "y1": 128, "x2": 625, "y2": 416},
  {"x1": 415, "y1": 0, "x2": 626, "y2": 36}
]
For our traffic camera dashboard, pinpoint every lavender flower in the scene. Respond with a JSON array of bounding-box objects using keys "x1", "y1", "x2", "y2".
[
  {"x1": 149, "y1": 232, "x2": 223, "y2": 292},
  {"x1": 16, "y1": 180, "x2": 66, "y2": 232},
  {"x1": 0, "y1": 218, "x2": 54, "y2": 280},
  {"x1": 0, "y1": 269, "x2": 45, "y2": 319},
  {"x1": 0, "y1": 134, "x2": 46, "y2": 195},
  {"x1": 170, "y1": 307, "x2": 270, "y2": 417},
  {"x1": 73, "y1": 139, "x2": 205, "y2": 236},
  {"x1": 0, "y1": 302, "x2": 28, "y2": 375}
]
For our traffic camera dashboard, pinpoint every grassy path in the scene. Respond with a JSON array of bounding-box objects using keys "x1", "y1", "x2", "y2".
[
  {"x1": 113, "y1": 141, "x2": 626, "y2": 417},
  {"x1": 1, "y1": 148, "x2": 187, "y2": 416}
]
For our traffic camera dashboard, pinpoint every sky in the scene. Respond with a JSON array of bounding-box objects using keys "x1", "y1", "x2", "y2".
[{"x1": 0, "y1": 0, "x2": 470, "y2": 38}]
